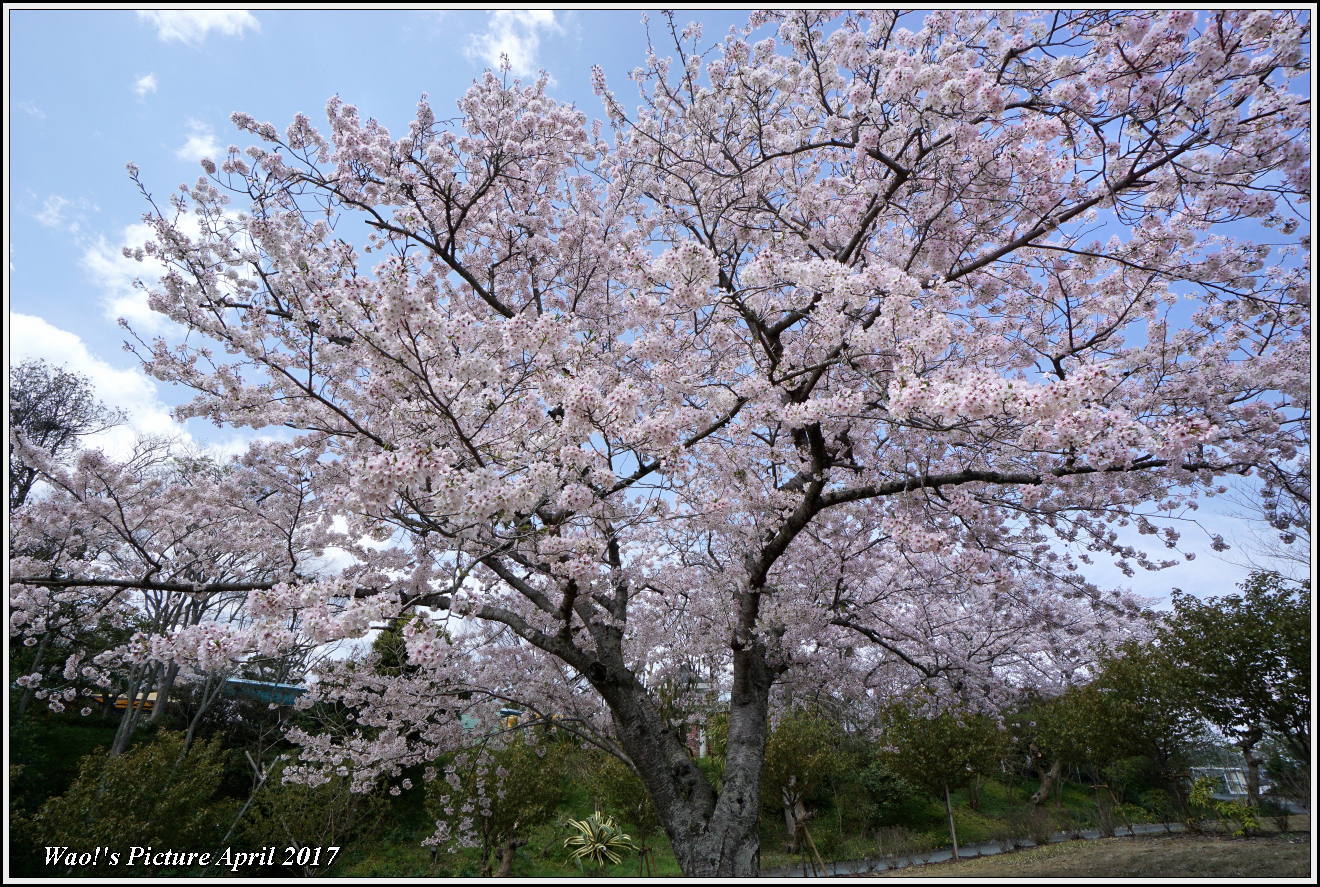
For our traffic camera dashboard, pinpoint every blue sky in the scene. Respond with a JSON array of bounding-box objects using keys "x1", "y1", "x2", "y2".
[
  {"x1": 10, "y1": 9, "x2": 752, "y2": 451},
  {"x1": 7, "y1": 9, "x2": 1304, "y2": 597}
]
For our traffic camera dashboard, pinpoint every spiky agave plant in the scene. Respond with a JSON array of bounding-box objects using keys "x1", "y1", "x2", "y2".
[{"x1": 563, "y1": 811, "x2": 638, "y2": 868}]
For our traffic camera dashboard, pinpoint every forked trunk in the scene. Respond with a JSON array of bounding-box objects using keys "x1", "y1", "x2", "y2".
[
  {"x1": 595, "y1": 647, "x2": 772, "y2": 877},
  {"x1": 493, "y1": 837, "x2": 524, "y2": 877},
  {"x1": 783, "y1": 782, "x2": 808, "y2": 852},
  {"x1": 1031, "y1": 759, "x2": 1063, "y2": 806}
]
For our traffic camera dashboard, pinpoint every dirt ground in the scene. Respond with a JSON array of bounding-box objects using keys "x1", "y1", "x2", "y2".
[{"x1": 874, "y1": 831, "x2": 1312, "y2": 879}]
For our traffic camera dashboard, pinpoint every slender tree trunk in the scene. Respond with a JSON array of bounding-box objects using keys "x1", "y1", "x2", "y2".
[
  {"x1": 783, "y1": 781, "x2": 807, "y2": 852},
  {"x1": 493, "y1": 837, "x2": 524, "y2": 877},
  {"x1": 944, "y1": 783, "x2": 960, "y2": 860},
  {"x1": 110, "y1": 664, "x2": 156, "y2": 756},
  {"x1": 148, "y1": 660, "x2": 180, "y2": 724},
  {"x1": 16, "y1": 631, "x2": 51, "y2": 717},
  {"x1": 218, "y1": 751, "x2": 272, "y2": 849},
  {"x1": 1031, "y1": 759, "x2": 1063, "y2": 806},
  {"x1": 182, "y1": 673, "x2": 228, "y2": 755},
  {"x1": 1240, "y1": 735, "x2": 1263, "y2": 808}
]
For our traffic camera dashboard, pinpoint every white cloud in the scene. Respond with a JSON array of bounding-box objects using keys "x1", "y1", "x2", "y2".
[
  {"x1": 11, "y1": 315, "x2": 276, "y2": 463},
  {"x1": 18, "y1": 100, "x2": 46, "y2": 119},
  {"x1": 175, "y1": 119, "x2": 222, "y2": 164},
  {"x1": 9, "y1": 314, "x2": 190, "y2": 459},
  {"x1": 34, "y1": 195, "x2": 69, "y2": 229},
  {"x1": 34, "y1": 195, "x2": 97, "y2": 235},
  {"x1": 465, "y1": 10, "x2": 562, "y2": 78},
  {"x1": 134, "y1": 73, "x2": 158, "y2": 99},
  {"x1": 137, "y1": 10, "x2": 259, "y2": 45},
  {"x1": 81, "y1": 222, "x2": 168, "y2": 333},
  {"x1": 82, "y1": 209, "x2": 243, "y2": 334}
]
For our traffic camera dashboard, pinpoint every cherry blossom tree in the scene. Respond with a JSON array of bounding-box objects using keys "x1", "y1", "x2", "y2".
[
  {"x1": 9, "y1": 439, "x2": 332, "y2": 751},
  {"x1": 11, "y1": 10, "x2": 1309, "y2": 875}
]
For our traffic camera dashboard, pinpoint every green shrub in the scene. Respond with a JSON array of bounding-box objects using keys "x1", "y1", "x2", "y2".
[
  {"x1": 24, "y1": 732, "x2": 236, "y2": 876},
  {"x1": 1006, "y1": 804, "x2": 1065, "y2": 846},
  {"x1": 1188, "y1": 775, "x2": 1259, "y2": 836},
  {"x1": 586, "y1": 753, "x2": 663, "y2": 873},
  {"x1": 1137, "y1": 788, "x2": 1180, "y2": 824},
  {"x1": 9, "y1": 709, "x2": 120, "y2": 815},
  {"x1": 1258, "y1": 797, "x2": 1293, "y2": 833}
]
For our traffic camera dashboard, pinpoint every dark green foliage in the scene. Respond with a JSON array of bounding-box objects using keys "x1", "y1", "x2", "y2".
[
  {"x1": 855, "y1": 758, "x2": 924, "y2": 827},
  {"x1": 761, "y1": 708, "x2": 856, "y2": 818},
  {"x1": 1161, "y1": 572, "x2": 1310, "y2": 766},
  {"x1": 8, "y1": 707, "x2": 121, "y2": 816},
  {"x1": 1262, "y1": 740, "x2": 1309, "y2": 810},
  {"x1": 17, "y1": 732, "x2": 237, "y2": 876},
  {"x1": 587, "y1": 753, "x2": 662, "y2": 844},
  {"x1": 370, "y1": 614, "x2": 422, "y2": 677},
  {"x1": 1076, "y1": 641, "x2": 1205, "y2": 798},
  {"x1": 878, "y1": 702, "x2": 1008, "y2": 855},
  {"x1": 880, "y1": 704, "x2": 1006, "y2": 799}
]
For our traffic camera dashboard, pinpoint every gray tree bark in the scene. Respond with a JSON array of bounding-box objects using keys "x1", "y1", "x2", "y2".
[{"x1": 590, "y1": 644, "x2": 772, "y2": 877}]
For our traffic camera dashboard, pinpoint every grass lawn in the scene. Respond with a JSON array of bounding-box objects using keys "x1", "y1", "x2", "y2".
[{"x1": 877, "y1": 832, "x2": 1313, "y2": 879}]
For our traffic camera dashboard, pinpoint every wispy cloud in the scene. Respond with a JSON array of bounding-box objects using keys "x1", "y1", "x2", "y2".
[
  {"x1": 175, "y1": 119, "x2": 222, "y2": 164},
  {"x1": 137, "y1": 10, "x2": 259, "y2": 45},
  {"x1": 82, "y1": 212, "x2": 237, "y2": 334},
  {"x1": 465, "y1": 10, "x2": 562, "y2": 79},
  {"x1": 18, "y1": 100, "x2": 46, "y2": 120},
  {"x1": 34, "y1": 195, "x2": 98, "y2": 235},
  {"x1": 133, "y1": 73, "x2": 158, "y2": 99}
]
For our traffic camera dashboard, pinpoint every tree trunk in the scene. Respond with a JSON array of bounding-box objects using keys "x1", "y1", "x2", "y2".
[
  {"x1": 1031, "y1": 759, "x2": 1063, "y2": 806},
  {"x1": 595, "y1": 646, "x2": 771, "y2": 877},
  {"x1": 944, "y1": 783, "x2": 960, "y2": 860},
  {"x1": 182, "y1": 672, "x2": 229, "y2": 755},
  {"x1": 783, "y1": 781, "x2": 807, "y2": 852},
  {"x1": 16, "y1": 631, "x2": 51, "y2": 717},
  {"x1": 493, "y1": 837, "x2": 524, "y2": 877},
  {"x1": 1241, "y1": 741, "x2": 1263, "y2": 808},
  {"x1": 148, "y1": 660, "x2": 179, "y2": 724},
  {"x1": 110, "y1": 664, "x2": 155, "y2": 756}
]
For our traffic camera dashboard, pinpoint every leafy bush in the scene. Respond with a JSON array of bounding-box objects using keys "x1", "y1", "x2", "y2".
[
  {"x1": 1005, "y1": 804, "x2": 1066, "y2": 846},
  {"x1": 1188, "y1": 776, "x2": 1259, "y2": 836},
  {"x1": 1258, "y1": 798, "x2": 1294, "y2": 833},
  {"x1": 875, "y1": 825, "x2": 940, "y2": 861},
  {"x1": 856, "y1": 759, "x2": 923, "y2": 827},
  {"x1": 587, "y1": 753, "x2": 663, "y2": 873},
  {"x1": 23, "y1": 732, "x2": 236, "y2": 875},
  {"x1": 1137, "y1": 788, "x2": 1181, "y2": 825},
  {"x1": 8, "y1": 709, "x2": 120, "y2": 815},
  {"x1": 1102, "y1": 756, "x2": 1162, "y2": 803}
]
